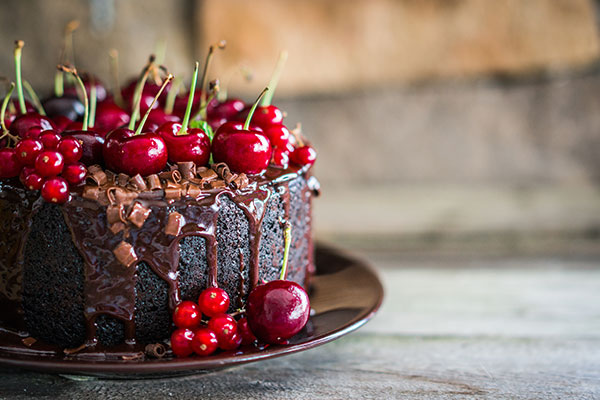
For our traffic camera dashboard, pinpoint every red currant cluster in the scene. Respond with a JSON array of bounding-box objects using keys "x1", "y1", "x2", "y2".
[{"x1": 170, "y1": 288, "x2": 257, "y2": 357}]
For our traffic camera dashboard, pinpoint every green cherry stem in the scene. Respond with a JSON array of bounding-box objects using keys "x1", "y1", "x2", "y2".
[
  {"x1": 59, "y1": 65, "x2": 89, "y2": 131},
  {"x1": 243, "y1": 87, "x2": 269, "y2": 130},
  {"x1": 134, "y1": 74, "x2": 173, "y2": 136},
  {"x1": 178, "y1": 62, "x2": 199, "y2": 135},
  {"x1": 128, "y1": 56, "x2": 155, "y2": 130},
  {"x1": 279, "y1": 222, "x2": 292, "y2": 280},
  {"x1": 13, "y1": 40, "x2": 27, "y2": 115},
  {"x1": 54, "y1": 70, "x2": 64, "y2": 97},
  {"x1": 108, "y1": 49, "x2": 125, "y2": 109},
  {"x1": 1, "y1": 83, "x2": 15, "y2": 134},
  {"x1": 89, "y1": 80, "x2": 97, "y2": 128},
  {"x1": 23, "y1": 80, "x2": 46, "y2": 116},
  {"x1": 164, "y1": 76, "x2": 182, "y2": 115},
  {"x1": 260, "y1": 50, "x2": 288, "y2": 107},
  {"x1": 198, "y1": 40, "x2": 226, "y2": 121}
]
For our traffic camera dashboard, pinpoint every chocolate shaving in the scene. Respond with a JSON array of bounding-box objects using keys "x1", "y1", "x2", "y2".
[
  {"x1": 82, "y1": 186, "x2": 100, "y2": 201},
  {"x1": 121, "y1": 352, "x2": 144, "y2": 361},
  {"x1": 224, "y1": 171, "x2": 238, "y2": 185},
  {"x1": 231, "y1": 173, "x2": 249, "y2": 190},
  {"x1": 64, "y1": 343, "x2": 87, "y2": 355},
  {"x1": 105, "y1": 170, "x2": 116, "y2": 183},
  {"x1": 88, "y1": 164, "x2": 102, "y2": 174},
  {"x1": 106, "y1": 204, "x2": 126, "y2": 224},
  {"x1": 144, "y1": 343, "x2": 166, "y2": 359},
  {"x1": 113, "y1": 241, "x2": 138, "y2": 267},
  {"x1": 177, "y1": 161, "x2": 196, "y2": 179},
  {"x1": 109, "y1": 222, "x2": 126, "y2": 235},
  {"x1": 86, "y1": 169, "x2": 108, "y2": 186},
  {"x1": 186, "y1": 184, "x2": 201, "y2": 197},
  {"x1": 165, "y1": 212, "x2": 185, "y2": 236},
  {"x1": 130, "y1": 174, "x2": 147, "y2": 191},
  {"x1": 117, "y1": 173, "x2": 130, "y2": 187},
  {"x1": 22, "y1": 337, "x2": 37, "y2": 347},
  {"x1": 210, "y1": 180, "x2": 227, "y2": 189},
  {"x1": 165, "y1": 180, "x2": 179, "y2": 189},
  {"x1": 146, "y1": 174, "x2": 162, "y2": 190},
  {"x1": 127, "y1": 202, "x2": 151, "y2": 228},
  {"x1": 159, "y1": 170, "x2": 182, "y2": 183},
  {"x1": 198, "y1": 168, "x2": 218, "y2": 182},
  {"x1": 211, "y1": 162, "x2": 230, "y2": 178},
  {"x1": 164, "y1": 187, "x2": 181, "y2": 200},
  {"x1": 188, "y1": 177, "x2": 203, "y2": 185}
]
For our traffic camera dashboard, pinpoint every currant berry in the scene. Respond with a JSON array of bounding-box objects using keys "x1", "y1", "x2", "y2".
[
  {"x1": 15, "y1": 138, "x2": 43, "y2": 166},
  {"x1": 39, "y1": 130, "x2": 62, "y2": 150},
  {"x1": 198, "y1": 287, "x2": 230, "y2": 317},
  {"x1": 34, "y1": 151, "x2": 64, "y2": 177},
  {"x1": 219, "y1": 332, "x2": 242, "y2": 351},
  {"x1": 0, "y1": 148, "x2": 21, "y2": 179},
  {"x1": 290, "y1": 145, "x2": 317, "y2": 166},
  {"x1": 170, "y1": 328, "x2": 195, "y2": 357},
  {"x1": 41, "y1": 177, "x2": 69, "y2": 204},
  {"x1": 237, "y1": 317, "x2": 257, "y2": 345},
  {"x1": 57, "y1": 137, "x2": 83, "y2": 164},
  {"x1": 62, "y1": 163, "x2": 87, "y2": 185},
  {"x1": 172, "y1": 300, "x2": 202, "y2": 329},
  {"x1": 191, "y1": 328, "x2": 219, "y2": 356},
  {"x1": 207, "y1": 314, "x2": 237, "y2": 345}
]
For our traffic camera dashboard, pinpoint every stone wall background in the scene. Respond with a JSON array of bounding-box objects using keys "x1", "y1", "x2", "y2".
[{"x1": 1, "y1": 0, "x2": 599, "y2": 249}]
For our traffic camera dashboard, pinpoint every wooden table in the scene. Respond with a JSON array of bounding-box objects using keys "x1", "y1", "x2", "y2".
[{"x1": 1, "y1": 249, "x2": 599, "y2": 399}]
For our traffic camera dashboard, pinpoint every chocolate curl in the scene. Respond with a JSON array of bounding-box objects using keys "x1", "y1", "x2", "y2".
[
  {"x1": 117, "y1": 173, "x2": 130, "y2": 187},
  {"x1": 106, "y1": 186, "x2": 132, "y2": 205},
  {"x1": 82, "y1": 186, "x2": 100, "y2": 201},
  {"x1": 177, "y1": 161, "x2": 196, "y2": 180},
  {"x1": 223, "y1": 171, "x2": 238, "y2": 185},
  {"x1": 231, "y1": 173, "x2": 249, "y2": 190},
  {"x1": 106, "y1": 204, "x2": 126, "y2": 224},
  {"x1": 113, "y1": 241, "x2": 138, "y2": 267},
  {"x1": 109, "y1": 222, "x2": 126, "y2": 235},
  {"x1": 164, "y1": 187, "x2": 182, "y2": 200},
  {"x1": 22, "y1": 337, "x2": 36, "y2": 347},
  {"x1": 165, "y1": 212, "x2": 185, "y2": 236},
  {"x1": 64, "y1": 343, "x2": 87, "y2": 355},
  {"x1": 130, "y1": 174, "x2": 147, "y2": 191},
  {"x1": 121, "y1": 352, "x2": 144, "y2": 361},
  {"x1": 144, "y1": 343, "x2": 166, "y2": 359},
  {"x1": 188, "y1": 177, "x2": 203, "y2": 186},
  {"x1": 209, "y1": 180, "x2": 227, "y2": 189},
  {"x1": 165, "y1": 180, "x2": 179, "y2": 189},
  {"x1": 159, "y1": 170, "x2": 182, "y2": 183},
  {"x1": 127, "y1": 202, "x2": 151, "y2": 228},
  {"x1": 211, "y1": 162, "x2": 230, "y2": 178},
  {"x1": 186, "y1": 184, "x2": 201, "y2": 198},
  {"x1": 86, "y1": 168, "x2": 108, "y2": 186},
  {"x1": 146, "y1": 174, "x2": 162, "y2": 190},
  {"x1": 197, "y1": 167, "x2": 218, "y2": 182},
  {"x1": 104, "y1": 170, "x2": 116, "y2": 183}
]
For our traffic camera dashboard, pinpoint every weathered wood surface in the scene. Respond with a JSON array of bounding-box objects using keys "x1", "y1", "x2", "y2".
[{"x1": 1, "y1": 252, "x2": 599, "y2": 399}]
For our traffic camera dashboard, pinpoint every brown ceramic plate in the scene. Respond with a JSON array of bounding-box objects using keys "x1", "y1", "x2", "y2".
[{"x1": 0, "y1": 245, "x2": 383, "y2": 379}]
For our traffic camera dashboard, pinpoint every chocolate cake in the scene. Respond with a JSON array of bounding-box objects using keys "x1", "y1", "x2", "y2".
[{"x1": 0, "y1": 161, "x2": 319, "y2": 350}]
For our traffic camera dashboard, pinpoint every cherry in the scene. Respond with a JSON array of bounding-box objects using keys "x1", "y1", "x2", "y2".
[
  {"x1": 94, "y1": 101, "x2": 130, "y2": 135},
  {"x1": 170, "y1": 328, "x2": 195, "y2": 357},
  {"x1": 172, "y1": 300, "x2": 202, "y2": 329},
  {"x1": 0, "y1": 148, "x2": 21, "y2": 178},
  {"x1": 212, "y1": 98, "x2": 245, "y2": 119},
  {"x1": 57, "y1": 137, "x2": 83, "y2": 164},
  {"x1": 198, "y1": 287, "x2": 230, "y2": 317},
  {"x1": 219, "y1": 332, "x2": 242, "y2": 351},
  {"x1": 35, "y1": 150, "x2": 64, "y2": 177},
  {"x1": 207, "y1": 314, "x2": 237, "y2": 345},
  {"x1": 15, "y1": 138, "x2": 43, "y2": 166},
  {"x1": 290, "y1": 145, "x2": 317, "y2": 166},
  {"x1": 263, "y1": 124, "x2": 293, "y2": 151},
  {"x1": 191, "y1": 328, "x2": 219, "y2": 356},
  {"x1": 142, "y1": 108, "x2": 180, "y2": 132},
  {"x1": 246, "y1": 224, "x2": 310, "y2": 344},
  {"x1": 8, "y1": 113, "x2": 56, "y2": 139},
  {"x1": 19, "y1": 166, "x2": 35, "y2": 186},
  {"x1": 270, "y1": 147, "x2": 290, "y2": 169},
  {"x1": 52, "y1": 115, "x2": 74, "y2": 133},
  {"x1": 41, "y1": 176, "x2": 69, "y2": 204},
  {"x1": 23, "y1": 171, "x2": 44, "y2": 191},
  {"x1": 62, "y1": 162, "x2": 87, "y2": 185},
  {"x1": 63, "y1": 74, "x2": 108, "y2": 103},
  {"x1": 237, "y1": 317, "x2": 257, "y2": 345},
  {"x1": 39, "y1": 131, "x2": 62, "y2": 149},
  {"x1": 42, "y1": 96, "x2": 84, "y2": 121}
]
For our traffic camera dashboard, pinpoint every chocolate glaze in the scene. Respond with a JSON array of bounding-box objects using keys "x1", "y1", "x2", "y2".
[{"x1": 0, "y1": 163, "x2": 316, "y2": 351}]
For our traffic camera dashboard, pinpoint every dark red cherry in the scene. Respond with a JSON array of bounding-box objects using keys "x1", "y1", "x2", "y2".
[
  {"x1": 9, "y1": 112, "x2": 56, "y2": 139},
  {"x1": 219, "y1": 332, "x2": 242, "y2": 351},
  {"x1": 34, "y1": 150, "x2": 64, "y2": 177},
  {"x1": 62, "y1": 163, "x2": 87, "y2": 185},
  {"x1": 63, "y1": 74, "x2": 108, "y2": 102},
  {"x1": 290, "y1": 145, "x2": 317, "y2": 166},
  {"x1": 0, "y1": 148, "x2": 21, "y2": 178},
  {"x1": 270, "y1": 147, "x2": 289, "y2": 169},
  {"x1": 212, "y1": 98, "x2": 245, "y2": 119},
  {"x1": 57, "y1": 137, "x2": 83, "y2": 164},
  {"x1": 15, "y1": 138, "x2": 43, "y2": 166},
  {"x1": 191, "y1": 328, "x2": 219, "y2": 356},
  {"x1": 207, "y1": 314, "x2": 237, "y2": 345},
  {"x1": 41, "y1": 176, "x2": 69, "y2": 204},
  {"x1": 122, "y1": 79, "x2": 170, "y2": 114},
  {"x1": 39, "y1": 130, "x2": 62, "y2": 150},
  {"x1": 172, "y1": 300, "x2": 202, "y2": 329},
  {"x1": 157, "y1": 122, "x2": 211, "y2": 166},
  {"x1": 23, "y1": 171, "x2": 44, "y2": 190},
  {"x1": 263, "y1": 124, "x2": 293, "y2": 151},
  {"x1": 94, "y1": 102, "x2": 130, "y2": 136},
  {"x1": 42, "y1": 96, "x2": 84, "y2": 121},
  {"x1": 103, "y1": 128, "x2": 168, "y2": 176},
  {"x1": 170, "y1": 328, "x2": 195, "y2": 357},
  {"x1": 198, "y1": 287, "x2": 230, "y2": 317},
  {"x1": 237, "y1": 317, "x2": 257, "y2": 345},
  {"x1": 62, "y1": 130, "x2": 105, "y2": 166},
  {"x1": 212, "y1": 129, "x2": 271, "y2": 174},
  {"x1": 52, "y1": 115, "x2": 73, "y2": 133},
  {"x1": 19, "y1": 166, "x2": 35, "y2": 186},
  {"x1": 143, "y1": 108, "x2": 180, "y2": 133},
  {"x1": 246, "y1": 280, "x2": 310, "y2": 344},
  {"x1": 237, "y1": 105, "x2": 284, "y2": 128}
]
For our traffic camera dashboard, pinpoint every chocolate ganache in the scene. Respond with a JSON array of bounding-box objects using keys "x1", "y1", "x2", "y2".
[{"x1": 0, "y1": 161, "x2": 319, "y2": 349}]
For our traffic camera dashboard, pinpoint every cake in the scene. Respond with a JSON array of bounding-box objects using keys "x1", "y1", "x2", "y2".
[{"x1": 0, "y1": 41, "x2": 318, "y2": 357}]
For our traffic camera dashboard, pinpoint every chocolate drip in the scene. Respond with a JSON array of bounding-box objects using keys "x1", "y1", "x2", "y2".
[{"x1": 238, "y1": 249, "x2": 246, "y2": 308}]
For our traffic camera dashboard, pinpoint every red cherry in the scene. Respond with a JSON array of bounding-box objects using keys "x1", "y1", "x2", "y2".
[
  {"x1": 52, "y1": 115, "x2": 74, "y2": 133},
  {"x1": 290, "y1": 145, "x2": 317, "y2": 166},
  {"x1": 62, "y1": 163, "x2": 87, "y2": 185},
  {"x1": 236, "y1": 105, "x2": 284, "y2": 129},
  {"x1": 270, "y1": 148, "x2": 289, "y2": 169},
  {"x1": 246, "y1": 280, "x2": 310, "y2": 344},
  {"x1": 62, "y1": 130, "x2": 105, "y2": 166},
  {"x1": 172, "y1": 300, "x2": 202, "y2": 329},
  {"x1": 262, "y1": 124, "x2": 293, "y2": 151},
  {"x1": 212, "y1": 130, "x2": 271, "y2": 174},
  {"x1": 63, "y1": 74, "x2": 107, "y2": 102},
  {"x1": 142, "y1": 108, "x2": 180, "y2": 133},
  {"x1": 34, "y1": 151, "x2": 64, "y2": 177},
  {"x1": 191, "y1": 328, "x2": 219, "y2": 356},
  {"x1": 212, "y1": 98, "x2": 245, "y2": 119},
  {"x1": 19, "y1": 166, "x2": 35, "y2": 186},
  {"x1": 170, "y1": 328, "x2": 195, "y2": 357},
  {"x1": 41, "y1": 177, "x2": 69, "y2": 204},
  {"x1": 198, "y1": 287, "x2": 230, "y2": 317},
  {"x1": 0, "y1": 148, "x2": 21, "y2": 178},
  {"x1": 57, "y1": 137, "x2": 83, "y2": 164},
  {"x1": 39, "y1": 130, "x2": 62, "y2": 150},
  {"x1": 237, "y1": 317, "x2": 257, "y2": 345},
  {"x1": 157, "y1": 122, "x2": 211, "y2": 166},
  {"x1": 23, "y1": 172, "x2": 44, "y2": 190},
  {"x1": 94, "y1": 101, "x2": 130, "y2": 136},
  {"x1": 8, "y1": 112, "x2": 55, "y2": 139},
  {"x1": 207, "y1": 314, "x2": 237, "y2": 345},
  {"x1": 219, "y1": 332, "x2": 242, "y2": 351},
  {"x1": 103, "y1": 128, "x2": 168, "y2": 176},
  {"x1": 15, "y1": 138, "x2": 43, "y2": 166}
]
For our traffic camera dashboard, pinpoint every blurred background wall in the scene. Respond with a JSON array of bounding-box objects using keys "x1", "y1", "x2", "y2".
[{"x1": 1, "y1": 0, "x2": 600, "y2": 254}]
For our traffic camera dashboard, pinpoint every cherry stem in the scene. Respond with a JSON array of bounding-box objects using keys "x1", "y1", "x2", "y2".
[
  {"x1": 54, "y1": 70, "x2": 64, "y2": 97},
  {"x1": 89, "y1": 80, "x2": 97, "y2": 128},
  {"x1": 243, "y1": 87, "x2": 269, "y2": 130},
  {"x1": 128, "y1": 56, "x2": 155, "y2": 130},
  {"x1": 164, "y1": 76, "x2": 182, "y2": 115},
  {"x1": 23, "y1": 80, "x2": 46, "y2": 116},
  {"x1": 154, "y1": 38, "x2": 167, "y2": 65},
  {"x1": 291, "y1": 123, "x2": 305, "y2": 147},
  {"x1": 179, "y1": 62, "x2": 200, "y2": 135},
  {"x1": 108, "y1": 49, "x2": 125, "y2": 109},
  {"x1": 1, "y1": 83, "x2": 15, "y2": 133},
  {"x1": 199, "y1": 40, "x2": 226, "y2": 120},
  {"x1": 260, "y1": 51, "x2": 288, "y2": 107},
  {"x1": 59, "y1": 65, "x2": 89, "y2": 131},
  {"x1": 279, "y1": 222, "x2": 292, "y2": 280},
  {"x1": 13, "y1": 40, "x2": 27, "y2": 115},
  {"x1": 134, "y1": 74, "x2": 173, "y2": 136}
]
